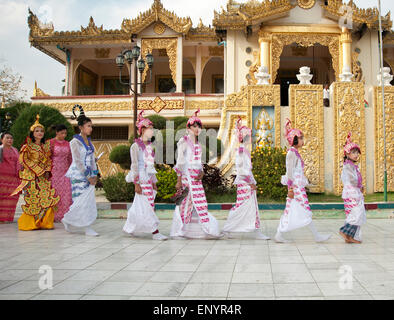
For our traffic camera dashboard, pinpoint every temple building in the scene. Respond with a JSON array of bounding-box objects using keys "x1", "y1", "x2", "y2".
[{"x1": 29, "y1": 0, "x2": 393, "y2": 195}]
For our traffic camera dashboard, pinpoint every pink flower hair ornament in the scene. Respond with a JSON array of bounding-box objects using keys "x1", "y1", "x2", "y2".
[
  {"x1": 136, "y1": 110, "x2": 153, "y2": 136},
  {"x1": 343, "y1": 132, "x2": 361, "y2": 155},
  {"x1": 284, "y1": 118, "x2": 303, "y2": 146}
]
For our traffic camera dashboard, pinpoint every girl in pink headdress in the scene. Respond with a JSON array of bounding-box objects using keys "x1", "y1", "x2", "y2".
[
  {"x1": 123, "y1": 111, "x2": 168, "y2": 241},
  {"x1": 222, "y1": 116, "x2": 270, "y2": 239},
  {"x1": 339, "y1": 132, "x2": 366, "y2": 244},
  {"x1": 275, "y1": 118, "x2": 331, "y2": 243},
  {"x1": 170, "y1": 109, "x2": 223, "y2": 239}
]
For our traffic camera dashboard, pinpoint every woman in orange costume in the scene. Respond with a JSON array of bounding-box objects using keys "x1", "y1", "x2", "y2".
[{"x1": 11, "y1": 115, "x2": 59, "y2": 231}]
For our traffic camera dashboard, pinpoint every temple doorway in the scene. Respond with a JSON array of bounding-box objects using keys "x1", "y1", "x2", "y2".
[{"x1": 274, "y1": 43, "x2": 335, "y2": 106}]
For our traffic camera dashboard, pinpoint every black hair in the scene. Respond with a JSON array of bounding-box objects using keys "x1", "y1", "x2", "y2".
[
  {"x1": 77, "y1": 115, "x2": 92, "y2": 127},
  {"x1": 187, "y1": 121, "x2": 202, "y2": 129},
  {"x1": 51, "y1": 124, "x2": 67, "y2": 132},
  {"x1": 292, "y1": 135, "x2": 298, "y2": 146},
  {"x1": 0, "y1": 132, "x2": 12, "y2": 140},
  {"x1": 29, "y1": 130, "x2": 46, "y2": 144}
]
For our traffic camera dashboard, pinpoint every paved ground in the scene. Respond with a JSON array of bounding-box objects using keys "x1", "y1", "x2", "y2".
[{"x1": 1, "y1": 218, "x2": 394, "y2": 300}]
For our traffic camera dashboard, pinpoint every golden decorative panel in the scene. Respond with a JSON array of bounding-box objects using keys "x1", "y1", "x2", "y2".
[
  {"x1": 271, "y1": 33, "x2": 340, "y2": 84},
  {"x1": 332, "y1": 82, "x2": 366, "y2": 195},
  {"x1": 374, "y1": 86, "x2": 394, "y2": 192},
  {"x1": 141, "y1": 38, "x2": 177, "y2": 84},
  {"x1": 297, "y1": 0, "x2": 315, "y2": 9},
  {"x1": 95, "y1": 48, "x2": 110, "y2": 58},
  {"x1": 93, "y1": 141, "x2": 129, "y2": 177},
  {"x1": 186, "y1": 100, "x2": 224, "y2": 110},
  {"x1": 289, "y1": 85, "x2": 324, "y2": 192},
  {"x1": 208, "y1": 46, "x2": 224, "y2": 57},
  {"x1": 36, "y1": 99, "x2": 184, "y2": 112},
  {"x1": 149, "y1": 96, "x2": 166, "y2": 113},
  {"x1": 153, "y1": 23, "x2": 166, "y2": 35},
  {"x1": 223, "y1": 85, "x2": 281, "y2": 148}
]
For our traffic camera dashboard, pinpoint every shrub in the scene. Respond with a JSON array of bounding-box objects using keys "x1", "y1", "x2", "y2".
[
  {"x1": 202, "y1": 164, "x2": 228, "y2": 194},
  {"x1": 251, "y1": 146, "x2": 287, "y2": 201},
  {"x1": 101, "y1": 172, "x2": 135, "y2": 202},
  {"x1": 109, "y1": 144, "x2": 131, "y2": 170},
  {"x1": 171, "y1": 116, "x2": 189, "y2": 129},
  {"x1": 155, "y1": 166, "x2": 178, "y2": 202},
  {"x1": 146, "y1": 114, "x2": 166, "y2": 130},
  {"x1": 0, "y1": 101, "x2": 29, "y2": 133},
  {"x1": 11, "y1": 104, "x2": 74, "y2": 149}
]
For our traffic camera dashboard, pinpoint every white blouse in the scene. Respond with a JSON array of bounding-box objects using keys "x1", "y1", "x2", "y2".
[
  {"x1": 234, "y1": 144, "x2": 256, "y2": 185},
  {"x1": 174, "y1": 134, "x2": 203, "y2": 176},
  {"x1": 66, "y1": 136, "x2": 97, "y2": 180},
  {"x1": 126, "y1": 141, "x2": 157, "y2": 184}
]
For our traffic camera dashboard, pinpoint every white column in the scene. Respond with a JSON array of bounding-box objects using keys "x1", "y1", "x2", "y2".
[
  {"x1": 196, "y1": 46, "x2": 202, "y2": 94},
  {"x1": 226, "y1": 30, "x2": 235, "y2": 94},
  {"x1": 339, "y1": 27, "x2": 354, "y2": 82},
  {"x1": 176, "y1": 35, "x2": 183, "y2": 93}
]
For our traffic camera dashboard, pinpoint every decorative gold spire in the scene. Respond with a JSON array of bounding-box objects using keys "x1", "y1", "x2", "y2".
[
  {"x1": 33, "y1": 81, "x2": 49, "y2": 97},
  {"x1": 30, "y1": 114, "x2": 44, "y2": 132}
]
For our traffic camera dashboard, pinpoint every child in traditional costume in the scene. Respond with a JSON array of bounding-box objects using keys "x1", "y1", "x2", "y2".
[
  {"x1": 222, "y1": 116, "x2": 270, "y2": 240},
  {"x1": 0, "y1": 132, "x2": 20, "y2": 223},
  {"x1": 50, "y1": 124, "x2": 73, "y2": 222},
  {"x1": 274, "y1": 119, "x2": 331, "y2": 243},
  {"x1": 170, "y1": 109, "x2": 223, "y2": 239},
  {"x1": 61, "y1": 105, "x2": 99, "y2": 236},
  {"x1": 339, "y1": 132, "x2": 366, "y2": 244},
  {"x1": 11, "y1": 115, "x2": 59, "y2": 231},
  {"x1": 123, "y1": 111, "x2": 168, "y2": 241}
]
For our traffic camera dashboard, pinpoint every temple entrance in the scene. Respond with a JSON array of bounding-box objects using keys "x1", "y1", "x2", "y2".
[{"x1": 274, "y1": 43, "x2": 335, "y2": 106}]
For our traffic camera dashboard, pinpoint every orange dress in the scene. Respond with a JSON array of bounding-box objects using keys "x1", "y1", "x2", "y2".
[{"x1": 11, "y1": 138, "x2": 60, "y2": 231}]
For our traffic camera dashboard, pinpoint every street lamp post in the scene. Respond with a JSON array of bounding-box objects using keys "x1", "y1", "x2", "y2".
[{"x1": 116, "y1": 43, "x2": 154, "y2": 139}]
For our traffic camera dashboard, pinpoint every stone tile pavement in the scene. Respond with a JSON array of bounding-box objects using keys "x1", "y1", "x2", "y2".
[{"x1": 1, "y1": 218, "x2": 394, "y2": 300}]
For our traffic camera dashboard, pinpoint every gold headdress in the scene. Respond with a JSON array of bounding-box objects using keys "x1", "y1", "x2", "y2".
[{"x1": 30, "y1": 114, "x2": 44, "y2": 132}]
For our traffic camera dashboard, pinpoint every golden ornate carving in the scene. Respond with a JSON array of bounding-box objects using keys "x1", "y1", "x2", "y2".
[
  {"x1": 28, "y1": 9, "x2": 54, "y2": 37},
  {"x1": 223, "y1": 85, "x2": 281, "y2": 147},
  {"x1": 271, "y1": 33, "x2": 340, "y2": 83},
  {"x1": 186, "y1": 19, "x2": 218, "y2": 41},
  {"x1": 81, "y1": 17, "x2": 103, "y2": 35},
  {"x1": 93, "y1": 141, "x2": 128, "y2": 177},
  {"x1": 209, "y1": 46, "x2": 224, "y2": 57},
  {"x1": 33, "y1": 81, "x2": 50, "y2": 97},
  {"x1": 374, "y1": 86, "x2": 394, "y2": 192},
  {"x1": 297, "y1": 0, "x2": 316, "y2": 9},
  {"x1": 153, "y1": 22, "x2": 166, "y2": 35},
  {"x1": 352, "y1": 51, "x2": 363, "y2": 83},
  {"x1": 35, "y1": 99, "x2": 184, "y2": 112},
  {"x1": 289, "y1": 85, "x2": 324, "y2": 192},
  {"x1": 332, "y1": 82, "x2": 366, "y2": 195},
  {"x1": 186, "y1": 100, "x2": 224, "y2": 110},
  {"x1": 94, "y1": 48, "x2": 110, "y2": 58},
  {"x1": 141, "y1": 38, "x2": 177, "y2": 84},
  {"x1": 213, "y1": 0, "x2": 295, "y2": 30},
  {"x1": 121, "y1": 0, "x2": 192, "y2": 34},
  {"x1": 247, "y1": 50, "x2": 260, "y2": 85},
  {"x1": 322, "y1": 0, "x2": 392, "y2": 31},
  {"x1": 149, "y1": 96, "x2": 166, "y2": 113}
]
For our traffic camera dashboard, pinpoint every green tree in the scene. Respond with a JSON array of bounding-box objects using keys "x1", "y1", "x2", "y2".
[{"x1": 11, "y1": 104, "x2": 74, "y2": 149}]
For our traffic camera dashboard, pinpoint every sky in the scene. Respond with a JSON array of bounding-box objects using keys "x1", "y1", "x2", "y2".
[{"x1": 0, "y1": 0, "x2": 393, "y2": 100}]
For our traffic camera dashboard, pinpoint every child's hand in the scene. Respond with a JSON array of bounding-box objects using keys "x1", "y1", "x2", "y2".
[
  {"x1": 153, "y1": 183, "x2": 157, "y2": 191},
  {"x1": 196, "y1": 171, "x2": 204, "y2": 180},
  {"x1": 88, "y1": 177, "x2": 97, "y2": 185},
  {"x1": 287, "y1": 188, "x2": 294, "y2": 199},
  {"x1": 250, "y1": 184, "x2": 257, "y2": 191},
  {"x1": 175, "y1": 180, "x2": 182, "y2": 191},
  {"x1": 134, "y1": 183, "x2": 142, "y2": 194},
  {"x1": 361, "y1": 186, "x2": 364, "y2": 193}
]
